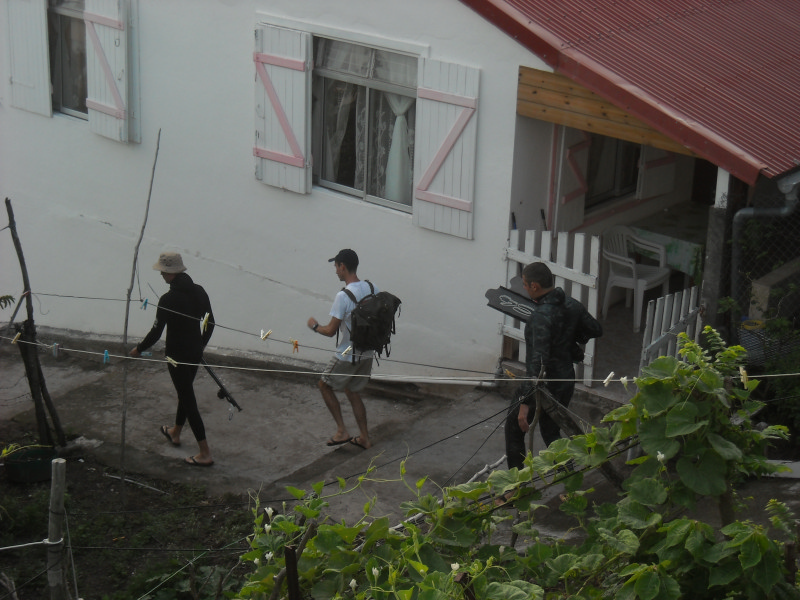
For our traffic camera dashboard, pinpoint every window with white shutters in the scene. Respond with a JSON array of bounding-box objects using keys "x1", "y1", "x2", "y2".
[
  {"x1": 254, "y1": 23, "x2": 479, "y2": 239},
  {"x1": 6, "y1": 0, "x2": 139, "y2": 143}
]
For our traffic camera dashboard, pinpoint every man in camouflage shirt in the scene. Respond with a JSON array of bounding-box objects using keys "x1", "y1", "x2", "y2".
[{"x1": 504, "y1": 262, "x2": 602, "y2": 470}]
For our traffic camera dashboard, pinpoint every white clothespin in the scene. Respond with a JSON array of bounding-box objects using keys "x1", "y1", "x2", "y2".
[
  {"x1": 166, "y1": 356, "x2": 178, "y2": 367},
  {"x1": 201, "y1": 312, "x2": 210, "y2": 333},
  {"x1": 11, "y1": 332, "x2": 22, "y2": 345},
  {"x1": 603, "y1": 371, "x2": 615, "y2": 387},
  {"x1": 261, "y1": 329, "x2": 272, "y2": 340},
  {"x1": 342, "y1": 345, "x2": 353, "y2": 357}
]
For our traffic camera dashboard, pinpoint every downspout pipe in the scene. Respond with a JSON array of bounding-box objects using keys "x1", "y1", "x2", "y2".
[{"x1": 731, "y1": 169, "x2": 800, "y2": 326}]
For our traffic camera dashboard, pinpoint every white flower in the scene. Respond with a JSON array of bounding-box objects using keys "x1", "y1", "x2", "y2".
[
  {"x1": 451, "y1": 563, "x2": 460, "y2": 572},
  {"x1": 264, "y1": 524, "x2": 271, "y2": 534},
  {"x1": 266, "y1": 507, "x2": 274, "y2": 519},
  {"x1": 620, "y1": 376, "x2": 629, "y2": 387},
  {"x1": 254, "y1": 558, "x2": 260, "y2": 566},
  {"x1": 657, "y1": 451, "x2": 665, "y2": 463},
  {"x1": 372, "y1": 567, "x2": 380, "y2": 578},
  {"x1": 265, "y1": 551, "x2": 273, "y2": 561},
  {"x1": 350, "y1": 579, "x2": 357, "y2": 591}
]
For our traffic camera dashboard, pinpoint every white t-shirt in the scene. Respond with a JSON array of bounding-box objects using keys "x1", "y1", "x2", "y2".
[{"x1": 330, "y1": 280, "x2": 378, "y2": 361}]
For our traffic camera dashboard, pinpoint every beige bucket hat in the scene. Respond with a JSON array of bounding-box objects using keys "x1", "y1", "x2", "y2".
[{"x1": 152, "y1": 252, "x2": 187, "y2": 273}]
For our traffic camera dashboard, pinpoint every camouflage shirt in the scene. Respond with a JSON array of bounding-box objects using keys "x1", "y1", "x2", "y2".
[{"x1": 522, "y1": 287, "x2": 601, "y2": 405}]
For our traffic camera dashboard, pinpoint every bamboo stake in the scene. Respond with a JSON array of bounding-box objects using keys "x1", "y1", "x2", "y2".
[{"x1": 120, "y1": 128, "x2": 162, "y2": 501}]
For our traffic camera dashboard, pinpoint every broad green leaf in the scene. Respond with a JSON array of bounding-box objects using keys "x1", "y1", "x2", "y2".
[
  {"x1": 447, "y1": 481, "x2": 490, "y2": 500},
  {"x1": 485, "y1": 581, "x2": 542, "y2": 600},
  {"x1": 618, "y1": 498, "x2": 662, "y2": 529},
  {"x1": 603, "y1": 402, "x2": 639, "y2": 424},
  {"x1": 660, "y1": 519, "x2": 692, "y2": 549},
  {"x1": 312, "y1": 528, "x2": 344, "y2": 554},
  {"x1": 752, "y1": 553, "x2": 781, "y2": 593},
  {"x1": 286, "y1": 486, "x2": 306, "y2": 500},
  {"x1": 639, "y1": 380, "x2": 680, "y2": 416},
  {"x1": 638, "y1": 418, "x2": 681, "y2": 459},
  {"x1": 665, "y1": 402, "x2": 706, "y2": 437},
  {"x1": 546, "y1": 553, "x2": 579, "y2": 577},
  {"x1": 704, "y1": 541, "x2": 737, "y2": 564},
  {"x1": 708, "y1": 561, "x2": 741, "y2": 587},
  {"x1": 641, "y1": 356, "x2": 679, "y2": 379},
  {"x1": 707, "y1": 432, "x2": 743, "y2": 461},
  {"x1": 658, "y1": 573, "x2": 682, "y2": 600},
  {"x1": 627, "y1": 478, "x2": 668, "y2": 506},
  {"x1": 676, "y1": 450, "x2": 727, "y2": 496},
  {"x1": 599, "y1": 528, "x2": 639, "y2": 555},
  {"x1": 634, "y1": 569, "x2": 659, "y2": 600},
  {"x1": 428, "y1": 515, "x2": 478, "y2": 547},
  {"x1": 487, "y1": 468, "x2": 523, "y2": 493},
  {"x1": 739, "y1": 537, "x2": 760, "y2": 570}
]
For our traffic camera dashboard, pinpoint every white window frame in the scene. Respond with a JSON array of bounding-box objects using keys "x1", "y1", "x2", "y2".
[
  {"x1": 311, "y1": 37, "x2": 419, "y2": 213},
  {"x1": 6, "y1": 0, "x2": 140, "y2": 143},
  {"x1": 254, "y1": 15, "x2": 480, "y2": 239}
]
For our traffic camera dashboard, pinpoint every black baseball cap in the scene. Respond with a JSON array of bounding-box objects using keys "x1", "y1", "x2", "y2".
[{"x1": 328, "y1": 249, "x2": 359, "y2": 270}]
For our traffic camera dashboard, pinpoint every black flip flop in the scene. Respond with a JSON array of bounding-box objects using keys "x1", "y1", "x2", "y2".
[
  {"x1": 349, "y1": 437, "x2": 368, "y2": 450},
  {"x1": 160, "y1": 425, "x2": 180, "y2": 446}
]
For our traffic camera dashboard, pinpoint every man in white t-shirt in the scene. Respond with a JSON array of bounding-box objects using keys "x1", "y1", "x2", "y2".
[{"x1": 307, "y1": 249, "x2": 375, "y2": 449}]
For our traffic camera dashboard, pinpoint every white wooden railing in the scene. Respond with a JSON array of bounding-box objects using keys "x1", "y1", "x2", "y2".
[{"x1": 504, "y1": 229, "x2": 601, "y2": 386}]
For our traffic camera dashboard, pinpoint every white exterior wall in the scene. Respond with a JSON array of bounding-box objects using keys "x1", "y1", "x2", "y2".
[{"x1": 0, "y1": 0, "x2": 549, "y2": 379}]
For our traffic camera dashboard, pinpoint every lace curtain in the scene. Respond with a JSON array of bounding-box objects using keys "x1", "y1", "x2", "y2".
[{"x1": 318, "y1": 39, "x2": 416, "y2": 205}]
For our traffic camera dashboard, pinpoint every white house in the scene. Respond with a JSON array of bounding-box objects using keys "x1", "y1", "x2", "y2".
[{"x1": 2, "y1": 0, "x2": 798, "y2": 385}]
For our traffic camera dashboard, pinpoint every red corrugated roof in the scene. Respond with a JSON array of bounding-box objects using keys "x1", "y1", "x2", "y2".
[{"x1": 462, "y1": 0, "x2": 800, "y2": 184}]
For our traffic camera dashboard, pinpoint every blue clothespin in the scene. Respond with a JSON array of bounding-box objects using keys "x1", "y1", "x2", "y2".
[
  {"x1": 103, "y1": 350, "x2": 110, "y2": 364},
  {"x1": 52, "y1": 343, "x2": 61, "y2": 358},
  {"x1": 141, "y1": 299, "x2": 148, "y2": 310}
]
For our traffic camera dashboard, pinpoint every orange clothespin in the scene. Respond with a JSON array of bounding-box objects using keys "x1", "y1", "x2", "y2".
[
  {"x1": 503, "y1": 369, "x2": 516, "y2": 379},
  {"x1": 292, "y1": 339, "x2": 299, "y2": 353}
]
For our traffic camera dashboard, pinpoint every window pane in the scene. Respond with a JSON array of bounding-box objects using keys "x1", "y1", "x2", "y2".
[
  {"x1": 316, "y1": 39, "x2": 371, "y2": 78},
  {"x1": 367, "y1": 90, "x2": 415, "y2": 205},
  {"x1": 320, "y1": 79, "x2": 366, "y2": 189},
  {"x1": 587, "y1": 136, "x2": 617, "y2": 200},
  {"x1": 617, "y1": 141, "x2": 641, "y2": 192},
  {"x1": 373, "y1": 50, "x2": 417, "y2": 89},
  {"x1": 60, "y1": 16, "x2": 86, "y2": 113}
]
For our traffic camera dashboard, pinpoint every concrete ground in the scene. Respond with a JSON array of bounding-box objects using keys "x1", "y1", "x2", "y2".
[{"x1": 3, "y1": 319, "x2": 800, "y2": 536}]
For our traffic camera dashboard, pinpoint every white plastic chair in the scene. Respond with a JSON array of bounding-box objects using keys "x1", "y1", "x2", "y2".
[{"x1": 601, "y1": 225, "x2": 671, "y2": 332}]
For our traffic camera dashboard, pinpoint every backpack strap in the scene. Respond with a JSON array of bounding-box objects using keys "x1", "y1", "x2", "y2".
[{"x1": 342, "y1": 288, "x2": 357, "y2": 304}]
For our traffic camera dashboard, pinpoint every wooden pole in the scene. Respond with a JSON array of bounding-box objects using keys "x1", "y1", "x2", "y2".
[
  {"x1": 47, "y1": 458, "x2": 67, "y2": 600},
  {"x1": 5, "y1": 198, "x2": 65, "y2": 446}
]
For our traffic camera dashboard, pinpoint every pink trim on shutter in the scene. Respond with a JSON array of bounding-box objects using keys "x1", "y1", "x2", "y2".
[
  {"x1": 84, "y1": 11, "x2": 124, "y2": 30},
  {"x1": 561, "y1": 131, "x2": 591, "y2": 205},
  {"x1": 253, "y1": 52, "x2": 306, "y2": 169},
  {"x1": 415, "y1": 87, "x2": 476, "y2": 212},
  {"x1": 84, "y1": 17, "x2": 126, "y2": 120}
]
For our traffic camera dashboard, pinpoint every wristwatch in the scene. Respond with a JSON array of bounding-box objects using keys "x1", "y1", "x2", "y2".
[{"x1": 313, "y1": 323, "x2": 319, "y2": 332}]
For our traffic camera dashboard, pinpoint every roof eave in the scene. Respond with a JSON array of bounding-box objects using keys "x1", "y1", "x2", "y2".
[{"x1": 460, "y1": 0, "x2": 764, "y2": 184}]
